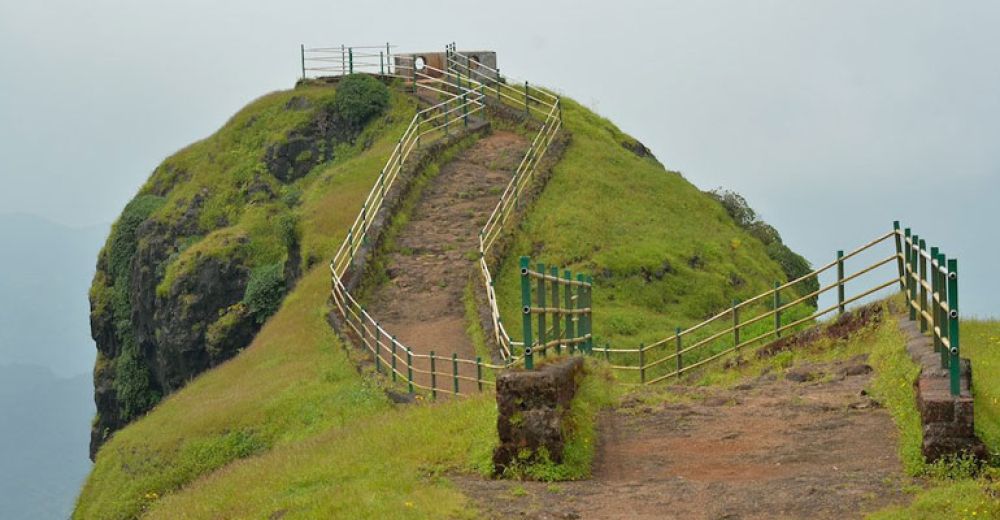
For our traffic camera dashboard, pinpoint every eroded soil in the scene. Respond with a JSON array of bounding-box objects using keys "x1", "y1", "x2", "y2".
[
  {"x1": 458, "y1": 356, "x2": 910, "y2": 519},
  {"x1": 367, "y1": 130, "x2": 528, "y2": 394}
]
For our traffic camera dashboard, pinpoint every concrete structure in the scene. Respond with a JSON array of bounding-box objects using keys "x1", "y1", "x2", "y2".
[{"x1": 394, "y1": 50, "x2": 498, "y2": 80}]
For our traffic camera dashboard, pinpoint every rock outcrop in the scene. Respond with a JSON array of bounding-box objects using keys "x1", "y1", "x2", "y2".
[{"x1": 88, "y1": 77, "x2": 390, "y2": 459}]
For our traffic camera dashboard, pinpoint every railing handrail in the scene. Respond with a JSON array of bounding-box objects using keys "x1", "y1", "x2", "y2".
[{"x1": 318, "y1": 44, "x2": 953, "y2": 397}]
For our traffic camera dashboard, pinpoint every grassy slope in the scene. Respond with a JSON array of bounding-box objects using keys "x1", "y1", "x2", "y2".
[
  {"x1": 494, "y1": 98, "x2": 793, "y2": 355},
  {"x1": 140, "y1": 362, "x2": 615, "y2": 519},
  {"x1": 75, "y1": 85, "x2": 415, "y2": 519},
  {"x1": 868, "y1": 318, "x2": 1000, "y2": 519}
]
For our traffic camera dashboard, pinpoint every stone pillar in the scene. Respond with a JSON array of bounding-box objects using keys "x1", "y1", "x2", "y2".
[{"x1": 493, "y1": 357, "x2": 584, "y2": 475}]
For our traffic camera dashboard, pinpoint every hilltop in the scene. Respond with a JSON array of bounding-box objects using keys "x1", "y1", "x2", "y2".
[{"x1": 77, "y1": 66, "x2": 843, "y2": 519}]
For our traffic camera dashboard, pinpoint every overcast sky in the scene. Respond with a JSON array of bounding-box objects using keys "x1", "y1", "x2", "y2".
[{"x1": 1, "y1": 0, "x2": 996, "y2": 317}]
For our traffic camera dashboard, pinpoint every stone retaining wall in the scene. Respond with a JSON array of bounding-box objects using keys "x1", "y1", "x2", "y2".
[
  {"x1": 900, "y1": 318, "x2": 987, "y2": 461},
  {"x1": 493, "y1": 357, "x2": 584, "y2": 474}
]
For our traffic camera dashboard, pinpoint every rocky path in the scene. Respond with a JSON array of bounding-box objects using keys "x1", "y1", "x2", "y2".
[
  {"x1": 367, "y1": 130, "x2": 528, "y2": 395},
  {"x1": 459, "y1": 356, "x2": 911, "y2": 519}
]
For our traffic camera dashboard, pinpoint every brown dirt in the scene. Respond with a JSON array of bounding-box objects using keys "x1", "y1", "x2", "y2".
[
  {"x1": 457, "y1": 358, "x2": 910, "y2": 519},
  {"x1": 367, "y1": 130, "x2": 529, "y2": 394}
]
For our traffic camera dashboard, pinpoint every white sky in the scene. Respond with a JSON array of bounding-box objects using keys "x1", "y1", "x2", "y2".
[{"x1": 1, "y1": 0, "x2": 997, "y2": 316}]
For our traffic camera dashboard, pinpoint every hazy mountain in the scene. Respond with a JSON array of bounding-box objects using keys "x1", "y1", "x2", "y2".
[
  {"x1": 0, "y1": 213, "x2": 106, "y2": 376},
  {"x1": 0, "y1": 213, "x2": 106, "y2": 518}
]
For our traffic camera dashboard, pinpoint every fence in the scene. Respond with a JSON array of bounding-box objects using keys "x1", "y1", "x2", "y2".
[
  {"x1": 443, "y1": 44, "x2": 565, "y2": 361},
  {"x1": 518, "y1": 257, "x2": 593, "y2": 369},
  {"x1": 590, "y1": 227, "x2": 908, "y2": 384},
  {"x1": 320, "y1": 44, "x2": 954, "y2": 396},
  {"x1": 899, "y1": 222, "x2": 963, "y2": 395},
  {"x1": 326, "y1": 42, "x2": 565, "y2": 398},
  {"x1": 301, "y1": 43, "x2": 402, "y2": 79}
]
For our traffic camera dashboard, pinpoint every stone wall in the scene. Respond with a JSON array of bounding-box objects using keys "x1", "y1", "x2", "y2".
[
  {"x1": 493, "y1": 357, "x2": 584, "y2": 475},
  {"x1": 900, "y1": 319, "x2": 987, "y2": 461}
]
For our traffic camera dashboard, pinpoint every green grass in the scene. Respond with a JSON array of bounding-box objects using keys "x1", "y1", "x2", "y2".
[
  {"x1": 962, "y1": 319, "x2": 1000, "y2": 450},
  {"x1": 494, "y1": 97, "x2": 809, "y2": 375},
  {"x1": 463, "y1": 280, "x2": 496, "y2": 380},
  {"x1": 140, "y1": 360, "x2": 616, "y2": 518},
  {"x1": 75, "y1": 83, "x2": 416, "y2": 520},
  {"x1": 142, "y1": 395, "x2": 497, "y2": 519},
  {"x1": 867, "y1": 318, "x2": 1000, "y2": 518}
]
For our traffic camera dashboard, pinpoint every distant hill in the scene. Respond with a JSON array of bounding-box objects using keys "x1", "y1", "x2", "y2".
[
  {"x1": 0, "y1": 213, "x2": 106, "y2": 376},
  {"x1": 0, "y1": 213, "x2": 104, "y2": 518}
]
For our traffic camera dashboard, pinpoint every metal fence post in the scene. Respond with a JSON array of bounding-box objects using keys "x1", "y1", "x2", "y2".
[
  {"x1": 947, "y1": 259, "x2": 961, "y2": 396},
  {"x1": 348, "y1": 47, "x2": 353, "y2": 74},
  {"x1": 380, "y1": 51, "x2": 384, "y2": 75},
  {"x1": 520, "y1": 257, "x2": 534, "y2": 369},
  {"x1": 639, "y1": 343, "x2": 646, "y2": 384},
  {"x1": 564, "y1": 269, "x2": 574, "y2": 354},
  {"x1": 675, "y1": 327, "x2": 683, "y2": 375},
  {"x1": 930, "y1": 246, "x2": 940, "y2": 352},
  {"x1": 774, "y1": 281, "x2": 781, "y2": 338},
  {"x1": 587, "y1": 274, "x2": 594, "y2": 354},
  {"x1": 837, "y1": 250, "x2": 845, "y2": 315},
  {"x1": 341, "y1": 44, "x2": 345, "y2": 75},
  {"x1": 430, "y1": 350, "x2": 437, "y2": 399},
  {"x1": 407, "y1": 347, "x2": 414, "y2": 394},
  {"x1": 537, "y1": 263, "x2": 547, "y2": 357},
  {"x1": 391, "y1": 336, "x2": 397, "y2": 382},
  {"x1": 386, "y1": 42, "x2": 391, "y2": 74},
  {"x1": 452, "y1": 353, "x2": 459, "y2": 394},
  {"x1": 374, "y1": 324, "x2": 381, "y2": 373},
  {"x1": 524, "y1": 81, "x2": 530, "y2": 116},
  {"x1": 476, "y1": 357, "x2": 483, "y2": 392},
  {"x1": 908, "y1": 232, "x2": 918, "y2": 321},
  {"x1": 939, "y1": 253, "x2": 950, "y2": 369},
  {"x1": 496, "y1": 66, "x2": 501, "y2": 101},
  {"x1": 300, "y1": 44, "x2": 306, "y2": 80},
  {"x1": 893, "y1": 221, "x2": 905, "y2": 290},
  {"x1": 732, "y1": 300, "x2": 740, "y2": 351},
  {"x1": 550, "y1": 266, "x2": 561, "y2": 354},
  {"x1": 577, "y1": 273, "x2": 586, "y2": 354},
  {"x1": 918, "y1": 239, "x2": 928, "y2": 333}
]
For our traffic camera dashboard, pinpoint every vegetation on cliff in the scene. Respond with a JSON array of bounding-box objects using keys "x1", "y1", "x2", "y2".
[{"x1": 87, "y1": 75, "x2": 396, "y2": 456}]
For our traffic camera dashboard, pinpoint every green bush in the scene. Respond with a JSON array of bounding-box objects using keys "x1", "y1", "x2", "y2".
[
  {"x1": 113, "y1": 337, "x2": 161, "y2": 422},
  {"x1": 243, "y1": 263, "x2": 286, "y2": 324},
  {"x1": 276, "y1": 212, "x2": 299, "y2": 250},
  {"x1": 766, "y1": 241, "x2": 819, "y2": 303},
  {"x1": 709, "y1": 188, "x2": 817, "y2": 301},
  {"x1": 332, "y1": 74, "x2": 390, "y2": 129},
  {"x1": 107, "y1": 195, "x2": 165, "y2": 283},
  {"x1": 103, "y1": 194, "x2": 167, "y2": 420}
]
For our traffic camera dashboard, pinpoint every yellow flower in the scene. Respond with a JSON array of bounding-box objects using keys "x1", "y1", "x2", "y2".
[{"x1": 405, "y1": 502, "x2": 414, "y2": 508}]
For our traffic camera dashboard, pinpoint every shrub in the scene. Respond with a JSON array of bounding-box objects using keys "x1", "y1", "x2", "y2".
[
  {"x1": 332, "y1": 74, "x2": 390, "y2": 129},
  {"x1": 243, "y1": 263, "x2": 286, "y2": 324},
  {"x1": 708, "y1": 188, "x2": 756, "y2": 228},
  {"x1": 107, "y1": 195, "x2": 165, "y2": 283},
  {"x1": 709, "y1": 188, "x2": 817, "y2": 301},
  {"x1": 113, "y1": 337, "x2": 161, "y2": 422},
  {"x1": 276, "y1": 212, "x2": 299, "y2": 249}
]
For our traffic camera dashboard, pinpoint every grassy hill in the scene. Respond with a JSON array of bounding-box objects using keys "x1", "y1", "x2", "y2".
[{"x1": 76, "y1": 77, "x2": 816, "y2": 519}]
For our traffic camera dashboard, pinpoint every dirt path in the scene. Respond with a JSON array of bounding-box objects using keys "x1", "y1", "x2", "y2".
[
  {"x1": 367, "y1": 130, "x2": 528, "y2": 394},
  {"x1": 459, "y1": 356, "x2": 910, "y2": 519}
]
